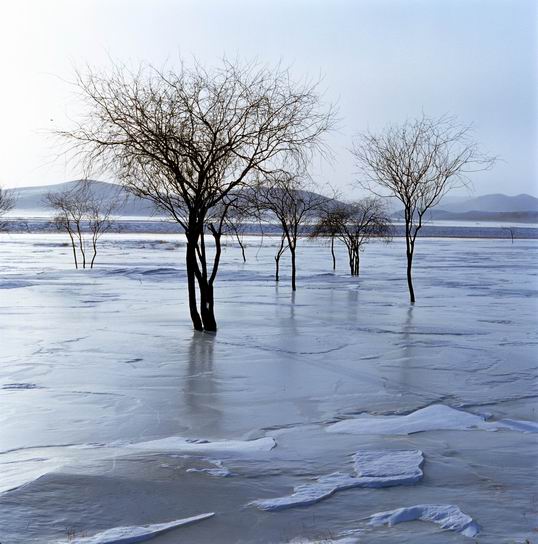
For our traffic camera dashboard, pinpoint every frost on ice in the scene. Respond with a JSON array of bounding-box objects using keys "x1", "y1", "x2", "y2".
[
  {"x1": 328, "y1": 404, "x2": 538, "y2": 435},
  {"x1": 251, "y1": 449, "x2": 423, "y2": 511},
  {"x1": 369, "y1": 504, "x2": 480, "y2": 538},
  {"x1": 56, "y1": 512, "x2": 215, "y2": 543}
]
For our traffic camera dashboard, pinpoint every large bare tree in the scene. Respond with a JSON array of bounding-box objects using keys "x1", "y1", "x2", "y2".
[
  {"x1": 0, "y1": 186, "x2": 15, "y2": 229},
  {"x1": 250, "y1": 171, "x2": 326, "y2": 291},
  {"x1": 61, "y1": 60, "x2": 334, "y2": 330},
  {"x1": 312, "y1": 198, "x2": 391, "y2": 276},
  {"x1": 352, "y1": 115, "x2": 494, "y2": 302}
]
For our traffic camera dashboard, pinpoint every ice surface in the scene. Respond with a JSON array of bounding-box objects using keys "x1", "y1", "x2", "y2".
[
  {"x1": 328, "y1": 404, "x2": 538, "y2": 435},
  {"x1": 251, "y1": 449, "x2": 423, "y2": 511},
  {"x1": 1, "y1": 234, "x2": 537, "y2": 543},
  {"x1": 369, "y1": 504, "x2": 480, "y2": 538},
  {"x1": 55, "y1": 512, "x2": 215, "y2": 543}
]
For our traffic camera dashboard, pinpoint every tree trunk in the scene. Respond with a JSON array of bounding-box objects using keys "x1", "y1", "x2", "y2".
[
  {"x1": 67, "y1": 231, "x2": 78, "y2": 269},
  {"x1": 186, "y1": 237, "x2": 204, "y2": 331},
  {"x1": 330, "y1": 235, "x2": 336, "y2": 271},
  {"x1": 406, "y1": 248, "x2": 415, "y2": 303},
  {"x1": 236, "y1": 233, "x2": 246, "y2": 262},
  {"x1": 90, "y1": 236, "x2": 97, "y2": 268},
  {"x1": 275, "y1": 235, "x2": 286, "y2": 282},
  {"x1": 405, "y1": 212, "x2": 416, "y2": 303},
  {"x1": 75, "y1": 223, "x2": 86, "y2": 269},
  {"x1": 348, "y1": 245, "x2": 360, "y2": 276},
  {"x1": 199, "y1": 279, "x2": 217, "y2": 332},
  {"x1": 290, "y1": 246, "x2": 297, "y2": 291}
]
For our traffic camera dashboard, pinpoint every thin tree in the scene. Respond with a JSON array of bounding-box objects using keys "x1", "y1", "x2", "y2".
[
  {"x1": 251, "y1": 170, "x2": 326, "y2": 291},
  {"x1": 46, "y1": 180, "x2": 119, "y2": 268},
  {"x1": 87, "y1": 189, "x2": 118, "y2": 268},
  {"x1": 61, "y1": 60, "x2": 334, "y2": 331},
  {"x1": 0, "y1": 186, "x2": 15, "y2": 230},
  {"x1": 46, "y1": 185, "x2": 86, "y2": 268},
  {"x1": 352, "y1": 115, "x2": 494, "y2": 302},
  {"x1": 311, "y1": 201, "x2": 345, "y2": 271},
  {"x1": 313, "y1": 198, "x2": 391, "y2": 276},
  {"x1": 221, "y1": 196, "x2": 251, "y2": 263}
]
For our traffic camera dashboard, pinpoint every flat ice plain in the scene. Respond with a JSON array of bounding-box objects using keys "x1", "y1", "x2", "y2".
[{"x1": 0, "y1": 233, "x2": 537, "y2": 543}]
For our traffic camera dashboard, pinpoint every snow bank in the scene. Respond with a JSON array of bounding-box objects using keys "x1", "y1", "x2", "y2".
[
  {"x1": 57, "y1": 512, "x2": 215, "y2": 543},
  {"x1": 251, "y1": 449, "x2": 423, "y2": 511},
  {"x1": 328, "y1": 404, "x2": 538, "y2": 435},
  {"x1": 369, "y1": 504, "x2": 480, "y2": 538},
  {"x1": 129, "y1": 436, "x2": 276, "y2": 454}
]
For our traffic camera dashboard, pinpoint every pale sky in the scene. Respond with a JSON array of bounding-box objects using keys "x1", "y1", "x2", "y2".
[{"x1": 0, "y1": 0, "x2": 536, "y2": 196}]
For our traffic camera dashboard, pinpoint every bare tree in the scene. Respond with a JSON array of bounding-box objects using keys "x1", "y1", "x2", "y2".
[
  {"x1": 87, "y1": 189, "x2": 117, "y2": 267},
  {"x1": 311, "y1": 199, "x2": 344, "y2": 271},
  {"x1": 0, "y1": 186, "x2": 15, "y2": 230},
  {"x1": 46, "y1": 180, "x2": 119, "y2": 269},
  {"x1": 221, "y1": 196, "x2": 251, "y2": 263},
  {"x1": 46, "y1": 185, "x2": 86, "y2": 268},
  {"x1": 503, "y1": 226, "x2": 516, "y2": 244},
  {"x1": 352, "y1": 115, "x2": 494, "y2": 302},
  {"x1": 313, "y1": 198, "x2": 391, "y2": 276},
  {"x1": 60, "y1": 60, "x2": 334, "y2": 331},
  {"x1": 250, "y1": 170, "x2": 326, "y2": 291}
]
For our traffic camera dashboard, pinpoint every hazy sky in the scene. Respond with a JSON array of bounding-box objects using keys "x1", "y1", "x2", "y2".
[{"x1": 0, "y1": 0, "x2": 536, "y2": 196}]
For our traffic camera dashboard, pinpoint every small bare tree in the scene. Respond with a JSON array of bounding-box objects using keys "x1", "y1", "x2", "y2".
[
  {"x1": 352, "y1": 115, "x2": 494, "y2": 302},
  {"x1": 313, "y1": 198, "x2": 391, "y2": 276},
  {"x1": 222, "y1": 197, "x2": 251, "y2": 263},
  {"x1": 46, "y1": 180, "x2": 118, "y2": 269},
  {"x1": 311, "y1": 199, "x2": 344, "y2": 271},
  {"x1": 250, "y1": 171, "x2": 326, "y2": 290},
  {"x1": 0, "y1": 186, "x2": 15, "y2": 230},
  {"x1": 503, "y1": 226, "x2": 516, "y2": 244},
  {"x1": 60, "y1": 60, "x2": 334, "y2": 331}
]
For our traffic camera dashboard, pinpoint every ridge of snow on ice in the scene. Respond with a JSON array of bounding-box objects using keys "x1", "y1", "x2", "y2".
[
  {"x1": 251, "y1": 449, "x2": 423, "y2": 511},
  {"x1": 56, "y1": 512, "x2": 215, "y2": 543},
  {"x1": 369, "y1": 504, "x2": 480, "y2": 537},
  {"x1": 327, "y1": 404, "x2": 538, "y2": 435},
  {"x1": 128, "y1": 435, "x2": 276, "y2": 453}
]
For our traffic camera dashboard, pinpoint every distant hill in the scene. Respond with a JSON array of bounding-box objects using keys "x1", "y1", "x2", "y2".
[
  {"x1": 439, "y1": 193, "x2": 538, "y2": 213},
  {"x1": 10, "y1": 180, "x2": 158, "y2": 217},
  {"x1": 7, "y1": 180, "x2": 538, "y2": 224}
]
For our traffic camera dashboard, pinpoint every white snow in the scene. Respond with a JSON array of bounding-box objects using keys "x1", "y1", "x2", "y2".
[
  {"x1": 128, "y1": 436, "x2": 276, "y2": 453},
  {"x1": 251, "y1": 449, "x2": 423, "y2": 511},
  {"x1": 56, "y1": 513, "x2": 214, "y2": 543},
  {"x1": 186, "y1": 458, "x2": 231, "y2": 477},
  {"x1": 328, "y1": 404, "x2": 538, "y2": 435},
  {"x1": 369, "y1": 504, "x2": 480, "y2": 538}
]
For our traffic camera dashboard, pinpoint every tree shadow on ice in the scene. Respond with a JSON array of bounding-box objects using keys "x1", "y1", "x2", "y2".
[{"x1": 184, "y1": 333, "x2": 221, "y2": 432}]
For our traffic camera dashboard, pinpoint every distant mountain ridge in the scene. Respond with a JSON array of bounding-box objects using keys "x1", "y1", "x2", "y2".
[
  {"x1": 439, "y1": 193, "x2": 538, "y2": 213},
  {"x1": 7, "y1": 180, "x2": 538, "y2": 223},
  {"x1": 10, "y1": 180, "x2": 158, "y2": 217}
]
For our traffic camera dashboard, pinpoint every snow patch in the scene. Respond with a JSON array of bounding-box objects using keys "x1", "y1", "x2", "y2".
[
  {"x1": 251, "y1": 449, "x2": 423, "y2": 511},
  {"x1": 186, "y1": 458, "x2": 231, "y2": 477},
  {"x1": 328, "y1": 404, "x2": 538, "y2": 435},
  {"x1": 369, "y1": 504, "x2": 480, "y2": 538},
  {"x1": 56, "y1": 512, "x2": 214, "y2": 543},
  {"x1": 128, "y1": 436, "x2": 276, "y2": 454}
]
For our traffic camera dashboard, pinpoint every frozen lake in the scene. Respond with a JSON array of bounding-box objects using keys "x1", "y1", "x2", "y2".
[{"x1": 0, "y1": 233, "x2": 537, "y2": 543}]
